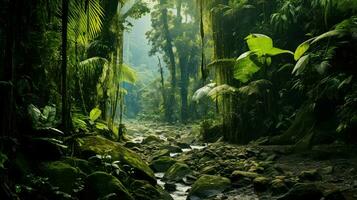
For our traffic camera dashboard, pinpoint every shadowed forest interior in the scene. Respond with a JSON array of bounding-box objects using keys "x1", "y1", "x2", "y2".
[{"x1": 0, "y1": 0, "x2": 357, "y2": 199}]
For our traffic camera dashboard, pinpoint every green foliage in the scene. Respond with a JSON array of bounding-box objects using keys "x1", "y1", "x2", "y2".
[
  {"x1": 90, "y1": 108, "x2": 102, "y2": 122},
  {"x1": 68, "y1": 0, "x2": 104, "y2": 45},
  {"x1": 27, "y1": 104, "x2": 58, "y2": 129},
  {"x1": 234, "y1": 34, "x2": 293, "y2": 83},
  {"x1": 292, "y1": 54, "x2": 310, "y2": 75}
]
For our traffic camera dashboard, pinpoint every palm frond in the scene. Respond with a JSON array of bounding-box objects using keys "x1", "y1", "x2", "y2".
[{"x1": 68, "y1": 0, "x2": 104, "y2": 45}]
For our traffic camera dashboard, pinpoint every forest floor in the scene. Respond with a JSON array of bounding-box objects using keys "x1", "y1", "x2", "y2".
[{"x1": 124, "y1": 120, "x2": 357, "y2": 200}]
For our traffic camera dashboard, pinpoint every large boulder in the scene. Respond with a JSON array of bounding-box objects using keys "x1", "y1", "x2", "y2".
[
  {"x1": 150, "y1": 156, "x2": 176, "y2": 172},
  {"x1": 130, "y1": 180, "x2": 173, "y2": 200},
  {"x1": 39, "y1": 161, "x2": 83, "y2": 194},
  {"x1": 62, "y1": 157, "x2": 93, "y2": 175},
  {"x1": 187, "y1": 175, "x2": 231, "y2": 200},
  {"x1": 79, "y1": 136, "x2": 156, "y2": 184},
  {"x1": 163, "y1": 162, "x2": 191, "y2": 182},
  {"x1": 82, "y1": 172, "x2": 133, "y2": 200}
]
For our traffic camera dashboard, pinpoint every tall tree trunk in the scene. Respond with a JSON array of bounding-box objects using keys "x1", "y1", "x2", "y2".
[
  {"x1": 1, "y1": 0, "x2": 16, "y2": 136},
  {"x1": 179, "y1": 56, "x2": 189, "y2": 122},
  {"x1": 61, "y1": 0, "x2": 69, "y2": 133},
  {"x1": 160, "y1": 0, "x2": 176, "y2": 122}
]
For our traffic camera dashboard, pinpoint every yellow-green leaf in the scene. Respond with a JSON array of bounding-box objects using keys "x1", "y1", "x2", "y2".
[{"x1": 89, "y1": 108, "x2": 102, "y2": 122}]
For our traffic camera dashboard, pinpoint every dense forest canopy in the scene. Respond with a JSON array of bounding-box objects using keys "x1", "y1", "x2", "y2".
[{"x1": 0, "y1": 0, "x2": 356, "y2": 199}]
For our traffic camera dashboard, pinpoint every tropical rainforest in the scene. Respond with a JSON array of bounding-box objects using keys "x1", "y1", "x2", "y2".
[{"x1": 0, "y1": 0, "x2": 357, "y2": 199}]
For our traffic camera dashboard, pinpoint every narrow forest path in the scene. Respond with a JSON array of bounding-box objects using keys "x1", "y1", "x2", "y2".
[{"x1": 122, "y1": 120, "x2": 357, "y2": 200}]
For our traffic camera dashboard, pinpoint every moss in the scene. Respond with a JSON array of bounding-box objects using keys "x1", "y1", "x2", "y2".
[
  {"x1": 40, "y1": 161, "x2": 83, "y2": 194},
  {"x1": 62, "y1": 157, "x2": 93, "y2": 175},
  {"x1": 149, "y1": 156, "x2": 176, "y2": 172},
  {"x1": 80, "y1": 136, "x2": 156, "y2": 184},
  {"x1": 163, "y1": 162, "x2": 191, "y2": 182},
  {"x1": 188, "y1": 175, "x2": 231, "y2": 199},
  {"x1": 82, "y1": 172, "x2": 133, "y2": 200}
]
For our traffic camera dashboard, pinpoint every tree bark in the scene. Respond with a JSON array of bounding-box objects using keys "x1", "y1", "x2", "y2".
[{"x1": 160, "y1": 0, "x2": 176, "y2": 122}]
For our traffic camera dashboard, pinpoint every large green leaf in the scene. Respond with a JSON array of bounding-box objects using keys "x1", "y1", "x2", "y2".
[
  {"x1": 293, "y1": 54, "x2": 310, "y2": 75},
  {"x1": 294, "y1": 40, "x2": 311, "y2": 61},
  {"x1": 245, "y1": 34, "x2": 273, "y2": 52},
  {"x1": 89, "y1": 108, "x2": 102, "y2": 122},
  {"x1": 266, "y1": 47, "x2": 293, "y2": 56},
  {"x1": 234, "y1": 56, "x2": 261, "y2": 83}
]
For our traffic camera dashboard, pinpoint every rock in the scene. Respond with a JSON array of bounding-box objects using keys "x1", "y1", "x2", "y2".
[
  {"x1": 230, "y1": 170, "x2": 259, "y2": 188},
  {"x1": 230, "y1": 170, "x2": 259, "y2": 181},
  {"x1": 142, "y1": 135, "x2": 164, "y2": 144},
  {"x1": 130, "y1": 180, "x2": 173, "y2": 200},
  {"x1": 176, "y1": 142, "x2": 191, "y2": 149},
  {"x1": 39, "y1": 161, "x2": 83, "y2": 194},
  {"x1": 163, "y1": 162, "x2": 192, "y2": 182},
  {"x1": 271, "y1": 179, "x2": 289, "y2": 195},
  {"x1": 124, "y1": 142, "x2": 140, "y2": 148},
  {"x1": 318, "y1": 166, "x2": 334, "y2": 175},
  {"x1": 164, "y1": 182, "x2": 177, "y2": 192},
  {"x1": 200, "y1": 165, "x2": 218, "y2": 175},
  {"x1": 151, "y1": 149, "x2": 170, "y2": 161},
  {"x1": 299, "y1": 169, "x2": 322, "y2": 181},
  {"x1": 253, "y1": 176, "x2": 270, "y2": 192},
  {"x1": 82, "y1": 172, "x2": 133, "y2": 200},
  {"x1": 79, "y1": 136, "x2": 156, "y2": 184},
  {"x1": 187, "y1": 175, "x2": 231, "y2": 200},
  {"x1": 163, "y1": 145, "x2": 182, "y2": 153},
  {"x1": 277, "y1": 183, "x2": 323, "y2": 200},
  {"x1": 150, "y1": 156, "x2": 176, "y2": 172},
  {"x1": 62, "y1": 157, "x2": 93, "y2": 175}
]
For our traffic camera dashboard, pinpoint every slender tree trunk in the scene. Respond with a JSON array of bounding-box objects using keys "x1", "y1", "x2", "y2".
[
  {"x1": 179, "y1": 56, "x2": 189, "y2": 122},
  {"x1": 1, "y1": 0, "x2": 16, "y2": 136},
  {"x1": 158, "y1": 57, "x2": 169, "y2": 119},
  {"x1": 61, "y1": 0, "x2": 69, "y2": 133},
  {"x1": 160, "y1": 0, "x2": 176, "y2": 122}
]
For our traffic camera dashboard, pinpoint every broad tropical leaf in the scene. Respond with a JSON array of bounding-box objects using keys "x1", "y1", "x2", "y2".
[
  {"x1": 234, "y1": 56, "x2": 261, "y2": 83},
  {"x1": 238, "y1": 79, "x2": 272, "y2": 96},
  {"x1": 245, "y1": 34, "x2": 273, "y2": 53},
  {"x1": 89, "y1": 108, "x2": 102, "y2": 122},
  {"x1": 294, "y1": 39, "x2": 312, "y2": 61}
]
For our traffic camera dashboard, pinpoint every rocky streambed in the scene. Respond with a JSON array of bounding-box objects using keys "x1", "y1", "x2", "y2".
[
  {"x1": 10, "y1": 120, "x2": 357, "y2": 200},
  {"x1": 124, "y1": 120, "x2": 357, "y2": 200}
]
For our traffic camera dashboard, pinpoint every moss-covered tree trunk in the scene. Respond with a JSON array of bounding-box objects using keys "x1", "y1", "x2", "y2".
[{"x1": 160, "y1": 0, "x2": 176, "y2": 122}]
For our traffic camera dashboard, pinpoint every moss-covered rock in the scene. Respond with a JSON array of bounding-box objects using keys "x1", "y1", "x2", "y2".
[
  {"x1": 39, "y1": 161, "x2": 83, "y2": 194},
  {"x1": 130, "y1": 180, "x2": 173, "y2": 200},
  {"x1": 82, "y1": 172, "x2": 133, "y2": 200},
  {"x1": 150, "y1": 156, "x2": 176, "y2": 172},
  {"x1": 142, "y1": 135, "x2": 164, "y2": 144},
  {"x1": 151, "y1": 149, "x2": 170, "y2": 161},
  {"x1": 79, "y1": 136, "x2": 156, "y2": 184},
  {"x1": 163, "y1": 162, "x2": 191, "y2": 182},
  {"x1": 187, "y1": 175, "x2": 231, "y2": 199},
  {"x1": 62, "y1": 157, "x2": 93, "y2": 175}
]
